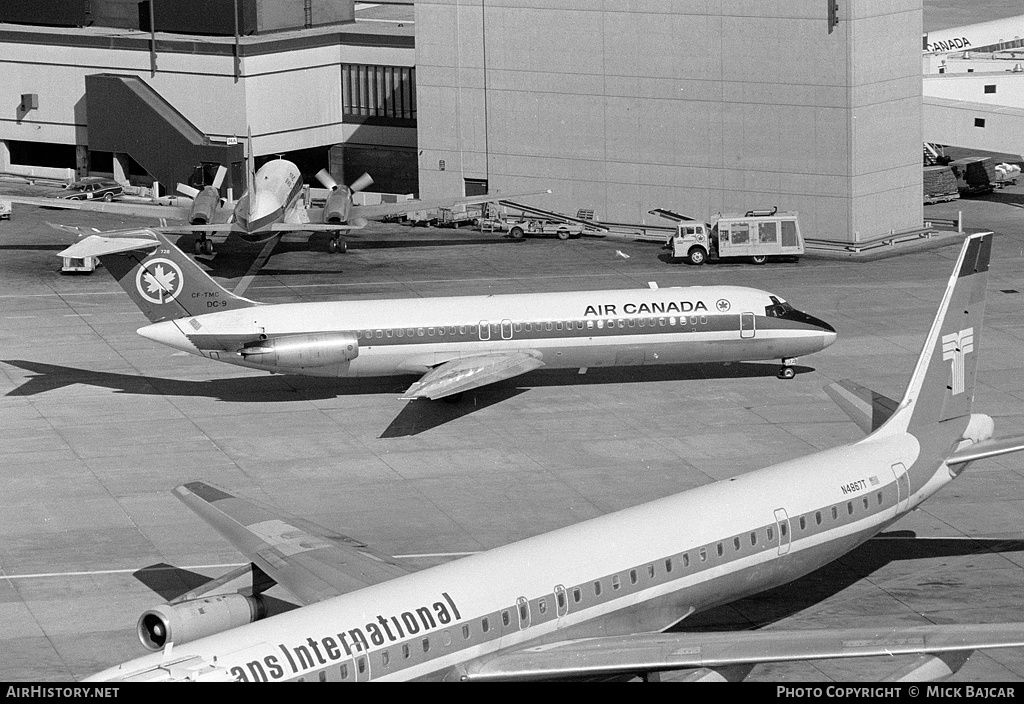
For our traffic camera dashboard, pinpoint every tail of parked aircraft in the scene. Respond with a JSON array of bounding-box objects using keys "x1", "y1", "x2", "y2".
[
  {"x1": 885, "y1": 232, "x2": 992, "y2": 436},
  {"x1": 57, "y1": 229, "x2": 258, "y2": 324}
]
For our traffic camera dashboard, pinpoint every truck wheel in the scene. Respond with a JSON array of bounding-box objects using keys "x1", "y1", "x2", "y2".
[
  {"x1": 751, "y1": 255, "x2": 767, "y2": 265},
  {"x1": 510, "y1": 226, "x2": 525, "y2": 239},
  {"x1": 556, "y1": 228, "x2": 570, "y2": 240},
  {"x1": 687, "y1": 247, "x2": 707, "y2": 265}
]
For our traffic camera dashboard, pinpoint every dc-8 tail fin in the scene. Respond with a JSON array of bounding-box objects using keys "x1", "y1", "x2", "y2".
[
  {"x1": 58, "y1": 228, "x2": 257, "y2": 324},
  {"x1": 878, "y1": 232, "x2": 992, "y2": 436}
]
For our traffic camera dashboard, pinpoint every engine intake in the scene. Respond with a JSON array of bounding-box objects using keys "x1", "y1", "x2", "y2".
[
  {"x1": 238, "y1": 331, "x2": 359, "y2": 369},
  {"x1": 138, "y1": 593, "x2": 266, "y2": 651}
]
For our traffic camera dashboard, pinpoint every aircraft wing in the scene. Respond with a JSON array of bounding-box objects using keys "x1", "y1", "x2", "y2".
[
  {"x1": 173, "y1": 481, "x2": 417, "y2": 606},
  {"x1": 352, "y1": 189, "x2": 552, "y2": 221},
  {"x1": 947, "y1": 433, "x2": 1024, "y2": 465},
  {"x1": 464, "y1": 623, "x2": 1024, "y2": 681},
  {"x1": 400, "y1": 352, "x2": 546, "y2": 400},
  {"x1": 4, "y1": 194, "x2": 197, "y2": 221}
]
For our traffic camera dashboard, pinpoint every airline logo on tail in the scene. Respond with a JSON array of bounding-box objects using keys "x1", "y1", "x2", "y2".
[
  {"x1": 942, "y1": 327, "x2": 974, "y2": 395},
  {"x1": 136, "y1": 258, "x2": 184, "y2": 305}
]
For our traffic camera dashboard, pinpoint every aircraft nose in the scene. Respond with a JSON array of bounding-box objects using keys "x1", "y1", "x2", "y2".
[{"x1": 137, "y1": 320, "x2": 197, "y2": 354}]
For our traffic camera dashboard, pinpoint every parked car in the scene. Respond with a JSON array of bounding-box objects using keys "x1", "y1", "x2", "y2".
[{"x1": 60, "y1": 177, "x2": 123, "y2": 202}]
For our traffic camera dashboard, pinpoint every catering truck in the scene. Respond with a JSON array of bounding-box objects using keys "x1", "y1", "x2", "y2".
[{"x1": 660, "y1": 208, "x2": 804, "y2": 265}]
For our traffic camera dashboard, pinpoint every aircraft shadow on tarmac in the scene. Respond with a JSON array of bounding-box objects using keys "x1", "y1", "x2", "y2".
[
  {"x1": 3, "y1": 359, "x2": 812, "y2": 437},
  {"x1": 133, "y1": 562, "x2": 300, "y2": 619},
  {"x1": 674, "y1": 532, "x2": 1024, "y2": 633}
]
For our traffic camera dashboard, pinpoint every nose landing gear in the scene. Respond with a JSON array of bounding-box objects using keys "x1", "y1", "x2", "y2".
[{"x1": 778, "y1": 357, "x2": 797, "y2": 379}]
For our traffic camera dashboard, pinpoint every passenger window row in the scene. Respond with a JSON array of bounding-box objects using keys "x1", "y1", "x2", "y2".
[
  {"x1": 355, "y1": 315, "x2": 711, "y2": 342},
  {"x1": 295, "y1": 488, "x2": 892, "y2": 680}
]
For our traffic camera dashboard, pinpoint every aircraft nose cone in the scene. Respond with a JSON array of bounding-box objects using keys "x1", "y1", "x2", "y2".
[{"x1": 137, "y1": 320, "x2": 196, "y2": 354}]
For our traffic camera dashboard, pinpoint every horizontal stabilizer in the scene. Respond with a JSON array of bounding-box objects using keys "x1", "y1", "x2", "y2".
[
  {"x1": 58, "y1": 233, "x2": 160, "y2": 259},
  {"x1": 173, "y1": 481, "x2": 416, "y2": 606},
  {"x1": 947, "y1": 433, "x2": 1024, "y2": 465},
  {"x1": 401, "y1": 352, "x2": 545, "y2": 400},
  {"x1": 824, "y1": 379, "x2": 900, "y2": 434},
  {"x1": 465, "y1": 622, "x2": 1024, "y2": 681}
]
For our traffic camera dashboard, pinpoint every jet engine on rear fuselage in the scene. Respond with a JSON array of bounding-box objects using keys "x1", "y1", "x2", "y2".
[
  {"x1": 238, "y1": 331, "x2": 359, "y2": 371},
  {"x1": 138, "y1": 593, "x2": 267, "y2": 651}
]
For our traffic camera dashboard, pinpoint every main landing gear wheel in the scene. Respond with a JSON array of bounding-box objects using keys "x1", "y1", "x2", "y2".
[
  {"x1": 328, "y1": 237, "x2": 347, "y2": 254},
  {"x1": 193, "y1": 237, "x2": 214, "y2": 256}
]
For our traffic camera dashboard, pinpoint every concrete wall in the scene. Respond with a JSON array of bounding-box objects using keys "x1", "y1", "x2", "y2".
[
  {"x1": 416, "y1": 0, "x2": 923, "y2": 243},
  {"x1": 924, "y1": 96, "x2": 1024, "y2": 157},
  {"x1": 0, "y1": 26, "x2": 415, "y2": 174}
]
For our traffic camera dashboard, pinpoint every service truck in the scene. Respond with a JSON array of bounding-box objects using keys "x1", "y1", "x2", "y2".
[{"x1": 666, "y1": 209, "x2": 804, "y2": 265}]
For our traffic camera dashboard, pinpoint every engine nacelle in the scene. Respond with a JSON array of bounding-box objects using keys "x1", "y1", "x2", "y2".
[
  {"x1": 188, "y1": 187, "x2": 222, "y2": 225},
  {"x1": 321, "y1": 188, "x2": 351, "y2": 224},
  {"x1": 238, "y1": 331, "x2": 359, "y2": 369},
  {"x1": 138, "y1": 593, "x2": 266, "y2": 651}
]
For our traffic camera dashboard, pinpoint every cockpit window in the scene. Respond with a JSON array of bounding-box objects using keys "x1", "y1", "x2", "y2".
[{"x1": 765, "y1": 295, "x2": 795, "y2": 318}]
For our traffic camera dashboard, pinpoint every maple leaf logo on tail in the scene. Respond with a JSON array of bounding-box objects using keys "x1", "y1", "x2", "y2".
[
  {"x1": 143, "y1": 265, "x2": 177, "y2": 299},
  {"x1": 135, "y1": 258, "x2": 185, "y2": 305}
]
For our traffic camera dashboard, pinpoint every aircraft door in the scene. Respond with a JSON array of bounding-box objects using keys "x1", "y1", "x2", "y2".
[
  {"x1": 774, "y1": 508, "x2": 791, "y2": 555},
  {"x1": 740, "y1": 312, "x2": 756, "y2": 338},
  {"x1": 501, "y1": 319, "x2": 513, "y2": 340},
  {"x1": 354, "y1": 653, "x2": 370, "y2": 681},
  {"x1": 478, "y1": 320, "x2": 491, "y2": 341},
  {"x1": 892, "y1": 463, "x2": 911, "y2": 512},
  {"x1": 554, "y1": 584, "x2": 569, "y2": 627},
  {"x1": 516, "y1": 596, "x2": 531, "y2": 630}
]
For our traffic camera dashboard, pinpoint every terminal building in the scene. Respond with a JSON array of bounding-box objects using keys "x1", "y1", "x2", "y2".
[{"x1": 0, "y1": 0, "x2": 925, "y2": 244}]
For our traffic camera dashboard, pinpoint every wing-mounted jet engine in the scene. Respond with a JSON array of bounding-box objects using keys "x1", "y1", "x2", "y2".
[
  {"x1": 315, "y1": 170, "x2": 373, "y2": 253},
  {"x1": 177, "y1": 165, "x2": 228, "y2": 255},
  {"x1": 137, "y1": 563, "x2": 273, "y2": 651}
]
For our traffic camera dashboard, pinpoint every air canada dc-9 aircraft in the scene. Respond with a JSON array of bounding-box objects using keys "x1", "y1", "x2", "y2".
[
  {"x1": 58, "y1": 230, "x2": 836, "y2": 399},
  {"x1": 86, "y1": 233, "x2": 1024, "y2": 682}
]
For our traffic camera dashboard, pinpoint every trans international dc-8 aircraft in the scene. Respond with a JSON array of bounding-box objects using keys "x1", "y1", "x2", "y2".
[
  {"x1": 58, "y1": 230, "x2": 836, "y2": 399},
  {"x1": 87, "y1": 232, "x2": 1024, "y2": 682}
]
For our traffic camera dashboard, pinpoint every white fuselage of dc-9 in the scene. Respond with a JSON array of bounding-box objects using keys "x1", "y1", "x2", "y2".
[{"x1": 137, "y1": 285, "x2": 836, "y2": 378}]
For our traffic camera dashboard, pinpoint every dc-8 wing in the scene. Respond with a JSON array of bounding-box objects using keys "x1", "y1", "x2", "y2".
[
  {"x1": 174, "y1": 481, "x2": 416, "y2": 606},
  {"x1": 464, "y1": 623, "x2": 1024, "y2": 681}
]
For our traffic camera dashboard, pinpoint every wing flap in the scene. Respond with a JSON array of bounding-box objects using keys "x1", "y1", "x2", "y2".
[
  {"x1": 947, "y1": 434, "x2": 1024, "y2": 465},
  {"x1": 400, "y1": 352, "x2": 545, "y2": 400},
  {"x1": 465, "y1": 623, "x2": 1024, "y2": 681},
  {"x1": 824, "y1": 379, "x2": 900, "y2": 434},
  {"x1": 174, "y1": 481, "x2": 416, "y2": 606}
]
